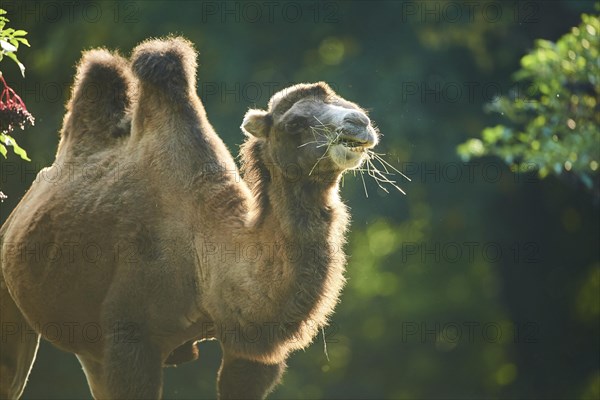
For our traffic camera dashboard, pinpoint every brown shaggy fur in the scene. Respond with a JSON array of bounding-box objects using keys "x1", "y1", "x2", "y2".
[
  {"x1": 0, "y1": 37, "x2": 379, "y2": 399},
  {"x1": 59, "y1": 49, "x2": 133, "y2": 154}
]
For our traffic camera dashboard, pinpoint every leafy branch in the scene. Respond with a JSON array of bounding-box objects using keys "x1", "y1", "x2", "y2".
[
  {"x1": 0, "y1": 8, "x2": 33, "y2": 163},
  {"x1": 0, "y1": 9, "x2": 30, "y2": 77},
  {"x1": 458, "y1": 14, "x2": 599, "y2": 191}
]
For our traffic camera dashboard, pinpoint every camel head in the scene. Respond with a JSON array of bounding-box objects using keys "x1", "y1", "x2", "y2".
[{"x1": 241, "y1": 82, "x2": 379, "y2": 181}]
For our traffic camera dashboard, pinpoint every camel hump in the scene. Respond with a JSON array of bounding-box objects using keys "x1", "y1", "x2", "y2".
[
  {"x1": 60, "y1": 49, "x2": 133, "y2": 151},
  {"x1": 131, "y1": 36, "x2": 197, "y2": 99}
]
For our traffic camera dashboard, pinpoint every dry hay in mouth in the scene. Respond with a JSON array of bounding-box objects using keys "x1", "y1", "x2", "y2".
[
  {"x1": 298, "y1": 117, "x2": 410, "y2": 195},
  {"x1": 352, "y1": 150, "x2": 410, "y2": 196}
]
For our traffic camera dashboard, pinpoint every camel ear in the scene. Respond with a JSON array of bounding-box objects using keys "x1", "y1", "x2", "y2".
[{"x1": 241, "y1": 109, "x2": 271, "y2": 138}]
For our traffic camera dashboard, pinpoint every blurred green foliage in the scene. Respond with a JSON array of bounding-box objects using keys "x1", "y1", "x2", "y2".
[
  {"x1": 458, "y1": 14, "x2": 600, "y2": 189},
  {"x1": 0, "y1": 1, "x2": 598, "y2": 399}
]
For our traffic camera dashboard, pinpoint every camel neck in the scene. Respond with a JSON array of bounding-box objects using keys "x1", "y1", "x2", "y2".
[
  {"x1": 243, "y1": 147, "x2": 349, "y2": 333},
  {"x1": 203, "y1": 138, "x2": 350, "y2": 359},
  {"x1": 267, "y1": 174, "x2": 339, "y2": 237}
]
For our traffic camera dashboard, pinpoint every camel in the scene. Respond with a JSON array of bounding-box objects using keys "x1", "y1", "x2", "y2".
[{"x1": 0, "y1": 37, "x2": 379, "y2": 399}]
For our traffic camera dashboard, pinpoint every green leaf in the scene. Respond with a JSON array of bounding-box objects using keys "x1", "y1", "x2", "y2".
[
  {"x1": 12, "y1": 143, "x2": 30, "y2": 161},
  {"x1": 0, "y1": 9, "x2": 7, "y2": 15},
  {"x1": 5, "y1": 51, "x2": 25, "y2": 77},
  {"x1": 12, "y1": 29, "x2": 27, "y2": 37},
  {"x1": 0, "y1": 143, "x2": 7, "y2": 158},
  {"x1": 16, "y1": 37, "x2": 30, "y2": 47},
  {"x1": 457, "y1": 139, "x2": 485, "y2": 161},
  {"x1": 8, "y1": 37, "x2": 19, "y2": 50},
  {"x1": 1, "y1": 133, "x2": 31, "y2": 161},
  {"x1": 482, "y1": 126, "x2": 506, "y2": 144}
]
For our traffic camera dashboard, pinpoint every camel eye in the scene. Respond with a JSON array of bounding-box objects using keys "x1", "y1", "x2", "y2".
[{"x1": 285, "y1": 116, "x2": 308, "y2": 133}]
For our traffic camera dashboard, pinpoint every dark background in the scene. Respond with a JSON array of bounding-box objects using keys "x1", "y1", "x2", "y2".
[{"x1": 0, "y1": 1, "x2": 598, "y2": 399}]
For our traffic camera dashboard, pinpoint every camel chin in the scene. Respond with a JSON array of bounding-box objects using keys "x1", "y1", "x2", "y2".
[
  {"x1": 329, "y1": 143, "x2": 369, "y2": 170},
  {"x1": 328, "y1": 127, "x2": 378, "y2": 171}
]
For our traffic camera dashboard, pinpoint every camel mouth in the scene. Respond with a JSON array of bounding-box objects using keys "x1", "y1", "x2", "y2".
[{"x1": 334, "y1": 135, "x2": 375, "y2": 153}]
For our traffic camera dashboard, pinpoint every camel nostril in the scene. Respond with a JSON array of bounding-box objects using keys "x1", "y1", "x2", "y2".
[{"x1": 343, "y1": 112, "x2": 370, "y2": 127}]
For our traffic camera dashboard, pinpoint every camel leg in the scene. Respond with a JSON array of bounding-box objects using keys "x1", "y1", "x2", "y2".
[
  {"x1": 0, "y1": 280, "x2": 41, "y2": 399},
  {"x1": 102, "y1": 321, "x2": 164, "y2": 399},
  {"x1": 76, "y1": 355, "x2": 108, "y2": 399},
  {"x1": 217, "y1": 352, "x2": 286, "y2": 400}
]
